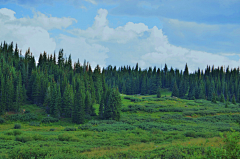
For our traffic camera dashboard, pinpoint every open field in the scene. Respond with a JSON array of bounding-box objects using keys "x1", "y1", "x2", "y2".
[{"x1": 1, "y1": 90, "x2": 240, "y2": 158}]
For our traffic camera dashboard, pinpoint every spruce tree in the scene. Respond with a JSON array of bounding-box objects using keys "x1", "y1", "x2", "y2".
[
  {"x1": 220, "y1": 93, "x2": 225, "y2": 103},
  {"x1": 211, "y1": 93, "x2": 217, "y2": 103},
  {"x1": 157, "y1": 87, "x2": 161, "y2": 98},
  {"x1": 99, "y1": 92, "x2": 105, "y2": 119},
  {"x1": 171, "y1": 81, "x2": 179, "y2": 97},
  {"x1": 232, "y1": 94, "x2": 236, "y2": 105},
  {"x1": 108, "y1": 87, "x2": 121, "y2": 121}
]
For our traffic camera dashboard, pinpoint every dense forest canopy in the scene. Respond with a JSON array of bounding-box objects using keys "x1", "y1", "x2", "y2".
[{"x1": 0, "y1": 41, "x2": 239, "y2": 123}]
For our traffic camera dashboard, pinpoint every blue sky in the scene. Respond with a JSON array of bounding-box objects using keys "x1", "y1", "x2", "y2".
[{"x1": 0, "y1": 0, "x2": 240, "y2": 72}]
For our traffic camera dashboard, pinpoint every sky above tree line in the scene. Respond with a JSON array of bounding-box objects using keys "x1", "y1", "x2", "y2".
[{"x1": 0, "y1": 0, "x2": 239, "y2": 72}]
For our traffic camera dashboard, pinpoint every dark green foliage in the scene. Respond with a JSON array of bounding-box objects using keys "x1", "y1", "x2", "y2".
[
  {"x1": 232, "y1": 94, "x2": 236, "y2": 104},
  {"x1": 29, "y1": 122, "x2": 40, "y2": 126},
  {"x1": 0, "y1": 117, "x2": 5, "y2": 124},
  {"x1": 211, "y1": 93, "x2": 217, "y2": 103},
  {"x1": 220, "y1": 93, "x2": 225, "y2": 103},
  {"x1": 157, "y1": 87, "x2": 161, "y2": 98},
  {"x1": 15, "y1": 135, "x2": 33, "y2": 143},
  {"x1": 7, "y1": 113, "x2": 37, "y2": 122},
  {"x1": 14, "y1": 123, "x2": 21, "y2": 129},
  {"x1": 171, "y1": 81, "x2": 179, "y2": 97},
  {"x1": 64, "y1": 127, "x2": 77, "y2": 131},
  {"x1": 78, "y1": 123, "x2": 92, "y2": 130},
  {"x1": 50, "y1": 128, "x2": 55, "y2": 131},
  {"x1": 41, "y1": 117, "x2": 59, "y2": 123}
]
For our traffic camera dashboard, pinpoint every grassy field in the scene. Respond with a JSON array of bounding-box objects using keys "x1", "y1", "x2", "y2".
[{"x1": 1, "y1": 90, "x2": 240, "y2": 158}]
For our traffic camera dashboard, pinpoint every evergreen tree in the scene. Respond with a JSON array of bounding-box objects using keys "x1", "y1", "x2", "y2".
[
  {"x1": 99, "y1": 92, "x2": 105, "y2": 119},
  {"x1": 108, "y1": 87, "x2": 122, "y2": 121},
  {"x1": 54, "y1": 84, "x2": 61, "y2": 119},
  {"x1": 232, "y1": 94, "x2": 236, "y2": 105},
  {"x1": 85, "y1": 90, "x2": 91, "y2": 115},
  {"x1": 0, "y1": 75, "x2": 6, "y2": 114},
  {"x1": 141, "y1": 75, "x2": 147, "y2": 95},
  {"x1": 157, "y1": 87, "x2": 161, "y2": 98},
  {"x1": 220, "y1": 93, "x2": 225, "y2": 103},
  {"x1": 211, "y1": 93, "x2": 217, "y2": 103},
  {"x1": 172, "y1": 81, "x2": 179, "y2": 97}
]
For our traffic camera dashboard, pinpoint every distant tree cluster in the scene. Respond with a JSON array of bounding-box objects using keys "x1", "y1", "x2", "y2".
[
  {"x1": 104, "y1": 63, "x2": 240, "y2": 104},
  {"x1": 0, "y1": 41, "x2": 121, "y2": 123}
]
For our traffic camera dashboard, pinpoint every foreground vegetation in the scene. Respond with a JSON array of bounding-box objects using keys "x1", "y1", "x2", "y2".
[{"x1": 1, "y1": 91, "x2": 240, "y2": 158}]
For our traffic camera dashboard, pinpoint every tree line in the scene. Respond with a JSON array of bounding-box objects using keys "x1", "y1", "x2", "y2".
[
  {"x1": 0, "y1": 41, "x2": 121, "y2": 123},
  {"x1": 104, "y1": 61, "x2": 240, "y2": 104}
]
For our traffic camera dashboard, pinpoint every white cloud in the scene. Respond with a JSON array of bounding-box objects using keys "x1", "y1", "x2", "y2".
[
  {"x1": 5, "y1": 9, "x2": 78, "y2": 30},
  {"x1": 64, "y1": 8, "x2": 240, "y2": 72},
  {"x1": 85, "y1": 0, "x2": 97, "y2": 5},
  {"x1": 67, "y1": 9, "x2": 149, "y2": 44},
  {"x1": 0, "y1": 8, "x2": 16, "y2": 21},
  {"x1": 56, "y1": 34, "x2": 109, "y2": 68},
  {"x1": 0, "y1": 8, "x2": 56, "y2": 60}
]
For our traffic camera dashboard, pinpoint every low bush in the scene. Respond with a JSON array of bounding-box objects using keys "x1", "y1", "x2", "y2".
[
  {"x1": 7, "y1": 113, "x2": 37, "y2": 122},
  {"x1": 32, "y1": 134, "x2": 45, "y2": 141},
  {"x1": 13, "y1": 130, "x2": 22, "y2": 136},
  {"x1": 58, "y1": 133, "x2": 79, "y2": 142},
  {"x1": 64, "y1": 127, "x2": 76, "y2": 131},
  {"x1": 14, "y1": 123, "x2": 21, "y2": 129},
  {"x1": 78, "y1": 123, "x2": 92, "y2": 130},
  {"x1": 0, "y1": 117, "x2": 5, "y2": 124},
  {"x1": 41, "y1": 117, "x2": 59, "y2": 123},
  {"x1": 15, "y1": 135, "x2": 33, "y2": 143},
  {"x1": 29, "y1": 121, "x2": 40, "y2": 126}
]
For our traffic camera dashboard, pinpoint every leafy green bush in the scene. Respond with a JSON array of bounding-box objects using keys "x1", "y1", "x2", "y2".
[
  {"x1": 29, "y1": 121, "x2": 40, "y2": 126},
  {"x1": 0, "y1": 117, "x2": 5, "y2": 124},
  {"x1": 90, "y1": 122, "x2": 136, "y2": 132},
  {"x1": 7, "y1": 113, "x2": 37, "y2": 122},
  {"x1": 4, "y1": 131, "x2": 14, "y2": 136},
  {"x1": 41, "y1": 117, "x2": 59, "y2": 123},
  {"x1": 13, "y1": 130, "x2": 22, "y2": 136},
  {"x1": 4, "y1": 130, "x2": 22, "y2": 136},
  {"x1": 184, "y1": 131, "x2": 196, "y2": 138},
  {"x1": 32, "y1": 134, "x2": 45, "y2": 141},
  {"x1": 14, "y1": 123, "x2": 21, "y2": 129},
  {"x1": 15, "y1": 135, "x2": 33, "y2": 143},
  {"x1": 159, "y1": 108, "x2": 184, "y2": 112},
  {"x1": 78, "y1": 123, "x2": 92, "y2": 130},
  {"x1": 64, "y1": 127, "x2": 76, "y2": 131},
  {"x1": 58, "y1": 133, "x2": 79, "y2": 141}
]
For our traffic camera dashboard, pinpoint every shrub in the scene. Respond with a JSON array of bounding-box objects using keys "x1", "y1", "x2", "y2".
[
  {"x1": 41, "y1": 117, "x2": 59, "y2": 123},
  {"x1": 78, "y1": 123, "x2": 92, "y2": 130},
  {"x1": 64, "y1": 127, "x2": 76, "y2": 131},
  {"x1": 14, "y1": 123, "x2": 21, "y2": 129},
  {"x1": 4, "y1": 131, "x2": 14, "y2": 136},
  {"x1": 25, "y1": 110, "x2": 31, "y2": 114},
  {"x1": 0, "y1": 117, "x2": 5, "y2": 124},
  {"x1": 13, "y1": 130, "x2": 22, "y2": 136},
  {"x1": 7, "y1": 113, "x2": 37, "y2": 122},
  {"x1": 15, "y1": 135, "x2": 33, "y2": 143},
  {"x1": 32, "y1": 134, "x2": 45, "y2": 141},
  {"x1": 58, "y1": 133, "x2": 79, "y2": 141},
  {"x1": 29, "y1": 122, "x2": 40, "y2": 126},
  {"x1": 184, "y1": 131, "x2": 196, "y2": 138}
]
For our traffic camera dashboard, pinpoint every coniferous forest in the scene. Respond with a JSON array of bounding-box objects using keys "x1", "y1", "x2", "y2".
[{"x1": 1, "y1": 41, "x2": 240, "y2": 158}]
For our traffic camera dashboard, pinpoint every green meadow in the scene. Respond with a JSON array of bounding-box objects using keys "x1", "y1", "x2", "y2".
[{"x1": 1, "y1": 89, "x2": 240, "y2": 159}]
